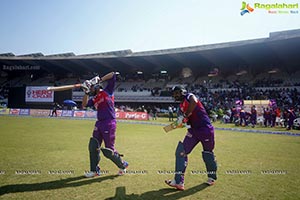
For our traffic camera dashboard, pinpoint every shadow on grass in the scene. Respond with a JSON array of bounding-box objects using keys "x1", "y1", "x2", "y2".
[
  {"x1": 0, "y1": 174, "x2": 118, "y2": 196},
  {"x1": 106, "y1": 183, "x2": 209, "y2": 200}
]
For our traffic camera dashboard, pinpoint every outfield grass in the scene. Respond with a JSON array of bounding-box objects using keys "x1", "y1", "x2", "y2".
[{"x1": 0, "y1": 116, "x2": 299, "y2": 200}]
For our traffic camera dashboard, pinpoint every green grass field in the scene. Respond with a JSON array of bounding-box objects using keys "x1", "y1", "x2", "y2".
[{"x1": 0, "y1": 116, "x2": 299, "y2": 200}]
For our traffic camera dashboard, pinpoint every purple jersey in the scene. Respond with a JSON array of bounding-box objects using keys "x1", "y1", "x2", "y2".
[
  {"x1": 87, "y1": 74, "x2": 116, "y2": 121},
  {"x1": 180, "y1": 93, "x2": 211, "y2": 128}
]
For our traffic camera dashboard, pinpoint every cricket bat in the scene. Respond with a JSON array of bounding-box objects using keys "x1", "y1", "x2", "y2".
[
  {"x1": 163, "y1": 122, "x2": 184, "y2": 133},
  {"x1": 47, "y1": 83, "x2": 82, "y2": 91}
]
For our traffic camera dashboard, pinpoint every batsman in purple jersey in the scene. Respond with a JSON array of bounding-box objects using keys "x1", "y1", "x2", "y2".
[
  {"x1": 82, "y1": 72, "x2": 128, "y2": 178},
  {"x1": 165, "y1": 86, "x2": 217, "y2": 190}
]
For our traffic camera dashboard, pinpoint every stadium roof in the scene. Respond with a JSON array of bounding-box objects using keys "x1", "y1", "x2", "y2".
[{"x1": 1, "y1": 29, "x2": 300, "y2": 77}]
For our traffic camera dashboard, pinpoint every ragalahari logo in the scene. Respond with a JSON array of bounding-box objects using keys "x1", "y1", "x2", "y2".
[{"x1": 240, "y1": 1, "x2": 254, "y2": 15}]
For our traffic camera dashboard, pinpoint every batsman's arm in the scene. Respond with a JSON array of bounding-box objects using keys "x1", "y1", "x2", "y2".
[
  {"x1": 82, "y1": 94, "x2": 89, "y2": 108},
  {"x1": 99, "y1": 72, "x2": 115, "y2": 82}
]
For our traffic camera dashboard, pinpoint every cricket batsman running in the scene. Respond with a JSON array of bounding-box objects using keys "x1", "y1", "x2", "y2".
[
  {"x1": 165, "y1": 85, "x2": 217, "y2": 190},
  {"x1": 82, "y1": 72, "x2": 128, "y2": 177}
]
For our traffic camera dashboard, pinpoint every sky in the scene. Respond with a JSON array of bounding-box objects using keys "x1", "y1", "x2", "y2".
[{"x1": 0, "y1": 0, "x2": 299, "y2": 55}]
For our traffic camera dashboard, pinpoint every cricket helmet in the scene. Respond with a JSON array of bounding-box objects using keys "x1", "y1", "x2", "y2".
[{"x1": 172, "y1": 85, "x2": 187, "y2": 101}]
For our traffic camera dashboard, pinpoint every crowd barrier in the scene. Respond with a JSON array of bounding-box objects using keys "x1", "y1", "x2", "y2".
[{"x1": 0, "y1": 108, "x2": 149, "y2": 121}]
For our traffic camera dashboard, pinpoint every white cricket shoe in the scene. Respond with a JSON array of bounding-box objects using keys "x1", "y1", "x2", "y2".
[
  {"x1": 84, "y1": 166, "x2": 100, "y2": 178},
  {"x1": 165, "y1": 179, "x2": 185, "y2": 191},
  {"x1": 118, "y1": 168, "x2": 126, "y2": 176},
  {"x1": 206, "y1": 177, "x2": 216, "y2": 186},
  {"x1": 118, "y1": 161, "x2": 129, "y2": 175},
  {"x1": 84, "y1": 171, "x2": 99, "y2": 178}
]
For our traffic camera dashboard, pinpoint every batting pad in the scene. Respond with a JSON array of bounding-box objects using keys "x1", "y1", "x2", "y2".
[
  {"x1": 175, "y1": 141, "x2": 187, "y2": 184},
  {"x1": 202, "y1": 151, "x2": 217, "y2": 180},
  {"x1": 88, "y1": 137, "x2": 100, "y2": 172},
  {"x1": 101, "y1": 148, "x2": 125, "y2": 169}
]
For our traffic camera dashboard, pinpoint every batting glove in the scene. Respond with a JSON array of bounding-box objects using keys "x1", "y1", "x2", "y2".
[
  {"x1": 81, "y1": 80, "x2": 91, "y2": 94},
  {"x1": 176, "y1": 115, "x2": 190, "y2": 128},
  {"x1": 177, "y1": 116, "x2": 189, "y2": 123}
]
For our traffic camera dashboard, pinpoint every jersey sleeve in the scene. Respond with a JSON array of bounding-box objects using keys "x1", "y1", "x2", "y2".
[{"x1": 185, "y1": 93, "x2": 198, "y2": 103}]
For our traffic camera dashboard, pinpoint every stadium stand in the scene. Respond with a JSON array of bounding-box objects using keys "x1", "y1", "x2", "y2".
[{"x1": 0, "y1": 29, "x2": 299, "y2": 122}]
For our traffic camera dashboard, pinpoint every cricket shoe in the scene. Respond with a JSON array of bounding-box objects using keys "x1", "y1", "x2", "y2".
[
  {"x1": 84, "y1": 166, "x2": 101, "y2": 178},
  {"x1": 118, "y1": 161, "x2": 129, "y2": 175},
  {"x1": 165, "y1": 179, "x2": 185, "y2": 191},
  {"x1": 206, "y1": 177, "x2": 216, "y2": 186}
]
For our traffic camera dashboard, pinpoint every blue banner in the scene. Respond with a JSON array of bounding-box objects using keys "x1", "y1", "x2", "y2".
[
  {"x1": 19, "y1": 109, "x2": 30, "y2": 115},
  {"x1": 61, "y1": 110, "x2": 73, "y2": 117}
]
